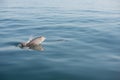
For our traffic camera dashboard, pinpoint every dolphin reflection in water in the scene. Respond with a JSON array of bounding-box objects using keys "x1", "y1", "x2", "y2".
[{"x1": 18, "y1": 36, "x2": 46, "y2": 51}]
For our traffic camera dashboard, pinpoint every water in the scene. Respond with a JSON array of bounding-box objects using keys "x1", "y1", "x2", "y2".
[{"x1": 0, "y1": 0, "x2": 120, "y2": 80}]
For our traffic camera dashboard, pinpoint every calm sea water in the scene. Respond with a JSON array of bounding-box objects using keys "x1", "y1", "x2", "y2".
[{"x1": 0, "y1": 0, "x2": 120, "y2": 80}]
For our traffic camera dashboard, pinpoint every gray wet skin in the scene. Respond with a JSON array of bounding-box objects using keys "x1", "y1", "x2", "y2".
[{"x1": 19, "y1": 36, "x2": 46, "y2": 51}]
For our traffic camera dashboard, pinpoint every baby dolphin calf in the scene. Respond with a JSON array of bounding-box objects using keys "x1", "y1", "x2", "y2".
[{"x1": 19, "y1": 36, "x2": 46, "y2": 49}]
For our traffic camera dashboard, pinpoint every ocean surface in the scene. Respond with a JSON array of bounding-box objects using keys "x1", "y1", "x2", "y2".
[{"x1": 0, "y1": 0, "x2": 120, "y2": 80}]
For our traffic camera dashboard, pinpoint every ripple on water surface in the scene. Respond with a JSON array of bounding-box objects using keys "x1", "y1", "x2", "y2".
[{"x1": 0, "y1": 2, "x2": 120, "y2": 80}]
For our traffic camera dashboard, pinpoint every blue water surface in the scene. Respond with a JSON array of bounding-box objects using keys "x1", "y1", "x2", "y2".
[{"x1": 0, "y1": 0, "x2": 120, "y2": 80}]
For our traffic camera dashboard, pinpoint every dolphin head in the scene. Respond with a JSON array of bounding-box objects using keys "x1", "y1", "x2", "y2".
[{"x1": 39, "y1": 36, "x2": 46, "y2": 43}]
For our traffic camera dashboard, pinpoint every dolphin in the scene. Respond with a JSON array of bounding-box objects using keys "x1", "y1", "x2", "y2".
[{"x1": 19, "y1": 36, "x2": 46, "y2": 51}]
